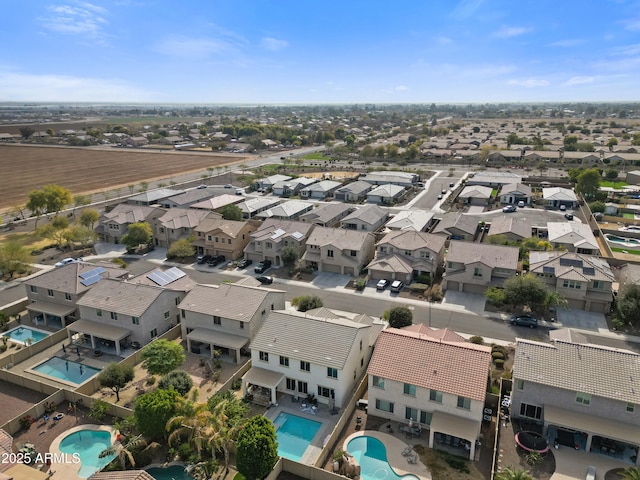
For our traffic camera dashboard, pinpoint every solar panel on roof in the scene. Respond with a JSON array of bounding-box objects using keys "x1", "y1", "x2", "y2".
[
  {"x1": 559, "y1": 258, "x2": 583, "y2": 268},
  {"x1": 164, "y1": 267, "x2": 186, "y2": 282},
  {"x1": 271, "y1": 228, "x2": 286, "y2": 239},
  {"x1": 79, "y1": 267, "x2": 106, "y2": 280},
  {"x1": 147, "y1": 271, "x2": 171, "y2": 286},
  {"x1": 542, "y1": 266, "x2": 555, "y2": 274},
  {"x1": 80, "y1": 275, "x2": 102, "y2": 287},
  {"x1": 582, "y1": 267, "x2": 595, "y2": 275}
]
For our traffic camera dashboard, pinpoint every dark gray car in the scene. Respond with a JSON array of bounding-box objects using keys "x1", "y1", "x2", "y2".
[{"x1": 510, "y1": 315, "x2": 538, "y2": 328}]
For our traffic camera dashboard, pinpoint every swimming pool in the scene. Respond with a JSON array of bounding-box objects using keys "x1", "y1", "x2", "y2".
[
  {"x1": 146, "y1": 465, "x2": 193, "y2": 480},
  {"x1": 273, "y1": 412, "x2": 322, "y2": 461},
  {"x1": 31, "y1": 357, "x2": 101, "y2": 384},
  {"x1": 346, "y1": 436, "x2": 420, "y2": 480},
  {"x1": 4, "y1": 326, "x2": 50, "y2": 345},
  {"x1": 605, "y1": 234, "x2": 640, "y2": 248},
  {"x1": 59, "y1": 429, "x2": 115, "y2": 478}
]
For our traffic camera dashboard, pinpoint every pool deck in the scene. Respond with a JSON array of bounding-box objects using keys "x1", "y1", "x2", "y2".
[
  {"x1": 49, "y1": 424, "x2": 116, "y2": 480},
  {"x1": 343, "y1": 431, "x2": 432, "y2": 480}
]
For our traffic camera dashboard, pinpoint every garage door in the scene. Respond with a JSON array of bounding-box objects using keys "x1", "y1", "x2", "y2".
[
  {"x1": 589, "y1": 302, "x2": 607, "y2": 313},
  {"x1": 343, "y1": 267, "x2": 355, "y2": 276},
  {"x1": 446, "y1": 281, "x2": 459, "y2": 292},
  {"x1": 463, "y1": 283, "x2": 486, "y2": 294},
  {"x1": 567, "y1": 298, "x2": 586, "y2": 310},
  {"x1": 322, "y1": 263, "x2": 341, "y2": 274}
]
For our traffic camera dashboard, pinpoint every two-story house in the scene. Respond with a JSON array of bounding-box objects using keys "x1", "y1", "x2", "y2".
[
  {"x1": 512, "y1": 336, "x2": 640, "y2": 464},
  {"x1": 367, "y1": 325, "x2": 491, "y2": 460},
  {"x1": 547, "y1": 222, "x2": 600, "y2": 255},
  {"x1": 152, "y1": 208, "x2": 211, "y2": 248},
  {"x1": 299, "y1": 203, "x2": 354, "y2": 227},
  {"x1": 529, "y1": 251, "x2": 614, "y2": 312},
  {"x1": 367, "y1": 230, "x2": 446, "y2": 283},
  {"x1": 24, "y1": 262, "x2": 128, "y2": 328},
  {"x1": 302, "y1": 226, "x2": 375, "y2": 276},
  {"x1": 340, "y1": 205, "x2": 389, "y2": 232},
  {"x1": 244, "y1": 219, "x2": 314, "y2": 266},
  {"x1": 193, "y1": 217, "x2": 258, "y2": 259},
  {"x1": 97, "y1": 204, "x2": 164, "y2": 243},
  {"x1": 443, "y1": 241, "x2": 520, "y2": 294},
  {"x1": 178, "y1": 283, "x2": 285, "y2": 364},
  {"x1": 243, "y1": 308, "x2": 383, "y2": 407}
]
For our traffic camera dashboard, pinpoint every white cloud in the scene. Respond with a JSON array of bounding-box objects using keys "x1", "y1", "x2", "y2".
[
  {"x1": 261, "y1": 37, "x2": 288, "y2": 51},
  {"x1": 507, "y1": 78, "x2": 550, "y2": 87},
  {"x1": 39, "y1": 2, "x2": 108, "y2": 37},
  {"x1": 563, "y1": 76, "x2": 595, "y2": 86},
  {"x1": 154, "y1": 37, "x2": 238, "y2": 59},
  {"x1": 395, "y1": 85, "x2": 409, "y2": 91},
  {"x1": 451, "y1": 0, "x2": 484, "y2": 19},
  {"x1": 436, "y1": 36, "x2": 453, "y2": 45},
  {"x1": 492, "y1": 26, "x2": 530, "y2": 38}
]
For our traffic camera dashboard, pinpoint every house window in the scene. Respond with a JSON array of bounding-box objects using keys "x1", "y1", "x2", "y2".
[
  {"x1": 297, "y1": 381, "x2": 308, "y2": 394},
  {"x1": 420, "y1": 251, "x2": 430, "y2": 259},
  {"x1": 576, "y1": 392, "x2": 591, "y2": 405},
  {"x1": 150, "y1": 328, "x2": 158, "y2": 338},
  {"x1": 627, "y1": 403, "x2": 635, "y2": 413},
  {"x1": 175, "y1": 297, "x2": 180, "y2": 306},
  {"x1": 279, "y1": 356, "x2": 289, "y2": 367},
  {"x1": 96, "y1": 309, "x2": 102, "y2": 317},
  {"x1": 65, "y1": 293, "x2": 72, "y2": 301},
  {"x1": 215, "y1": 237, "x2": 219, "y2": 243},
  {"x1": 563, "y1": 280, "x2": 581, "y2": 289},
  {"x1": 110, "y1": 312, "x2": 118, "y2": 320},
  {"x1": 327, "y1": 367, "x2": 338, "y2": 378},
  {"x1": 327, "y1": 249, "x2": 334, "y2": 258},
  {"x1": 213, "y1": 316, "x2": 221, "y2": 325},
  {"x1": 300, "y1": 361, "x2": 310, "y2": 372},
  {"x1": 350, "y1": 250, "x2": 357, "y2": 256},
  {"x1": 519, "y1": 403, "x2": 542, "y2": 420},
  {"x1": 286, "y1": 378, "x2": 296, "y2": 390},
  {"x1": 473, "y1": 267, "x2": 483, "y2": 278},
  {"x1": 266, "y1": 242, "x2": 272, "y2": 248},
  {"x1": 447, "y1": 261, "x2": 454, "y2": 268},
  {"x1": 593, "y1": 281, "x2": 604, "y2": 289},
  {"x1": 317, "y1": 386, "x2": 333, "y2": 398},
  {"x1": 181, "y1": 309, "x2": 185, "y2": 319},
  {"x1": 429, "y1": 390, "x2": 443, "y2": 403},
  {"x1": 372, "y1": 376, "x2": 385, "y2": 389},
  {"x1": 379, "y1": 246, "x2": 387, "y2": 253},
  {"x1": 420, "y1": 410, "x2": 433, "y2": 425},
  {"x1": 239, "y1": 321, "x2": 244, "y2": 329},
  {"x1": 403, "y1": 383, "x2": 417, "y2": 396},
  {"x1": 405, "y1": 407, "x2": 418, "y2": 421},
  {"x1": 30, "y1": 285, "x2": 38, "y2": 294},
  {"x1": 516, "y1": 379, "x2": 524, "y2": 390},
  {"x1": 361, "y1": 357, "x2": 364, "y2": 367},
  {"x1": 160, "y1": 227, "x2": 165, "y2": 233},
  {"x1": 361, "y1": 225, "x2": 367, "y2": 230},
  {"x1": 375, "y1": 399, "x2": 394, "y2": 413},
  {"x1": 207, "y1": 235, "x2": 212, "y2": 241},
  {"x1": 404, "y1": 250, "x2": 412, "y2": 257},
  {"x1": 259, "y1": 351, "x2": 269, "y2": 362},
  {"x1": 457, "y1": 396, "x2": 471, "y2": 410},
  {"x1": 228, "y1": 239, "x2": 231, "y2": 244},
  {"x1": 47, "y1": 289, "x2": 54, "y2": 297},
  {"x1": 359, "y1": 339, "x2": 363, "y2": 351},
  {"x1": 132, "y1": 316, "x2": 140, "y2": 325},
  {"x1": 164, "y1": 311, "x2": 170, "y2": 319}
]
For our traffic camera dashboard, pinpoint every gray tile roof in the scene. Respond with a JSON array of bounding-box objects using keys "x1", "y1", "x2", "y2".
[
  {"x1": 342, "y1": 204, "x2": 388, "y2": 225},
  {"x1": 432, "y1": 213, "x2": 480, "y2": 235},
  {"x1": 128, "y1": 268, "x2": 196, "y2": 291},
  {"x1": 487, "y1": 216, "x2": 533, "y2": 238},
  {"x1": 529, "y1": 251, "x2": 614, "y2": 282},
  {"x1": 102, "y1": 204, "x2": 162, "y2": 225},
  {"x1": 447, "y1": 241, "x2": 519, "y2": 269},
  {"x1": 307, "y1": 226, "x2": 374, "y2": 251},
  {"x1": 543, "y1": 187, "x2": 578, "y2": 201},
  {"x1": 299, "y1": 203, "x2": 354, "y2": 224},
  {"x1": 157, "y1": 208, "x2": 210, "y2": 229},
  {"x1": 514, "y1": 338, "x2": 640, "y2": 404},
  {"x1": 250, "y1": 219, "x2": 314, "y2": 242},
  {"x1": 378, "y1": 230, "x2": 446, "y2": 253},
  {"x1": 76, "y1": 278, "x2": 166, "y2": 317},
  {"x1": 25, "y1": 261, "x2": 128, "y2": 294},
  {"x1": 386, "y1": 210, "x2": 434, "y2": 231},
  {"x1": 335, "y1": 180, "x2": 373, "y2": 196},
  {"x1": 256, "y1": 200, "x2": 314, "y2": 219},
  {"x1": 547, "y1": 222, "x2": 599, "y2": 250}
]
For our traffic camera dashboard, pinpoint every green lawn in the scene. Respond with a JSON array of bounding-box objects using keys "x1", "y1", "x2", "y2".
[
  {"x1": 601, "y1": 180, "x2": 630, "y2": 188},
  {"x1": 611, "y1": 247, "x2": 640, "y2": 255},
  {"x1": 302, "y1": 152, "x2": 329, "y2": 160},
  {"x1": 623, "y1": 213, "x2": 636, "y2": 219}
]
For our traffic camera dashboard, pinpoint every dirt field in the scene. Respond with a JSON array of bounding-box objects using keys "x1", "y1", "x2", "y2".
[{"x1": 0, "y1": 144, "x2": 247, "y2": 210}]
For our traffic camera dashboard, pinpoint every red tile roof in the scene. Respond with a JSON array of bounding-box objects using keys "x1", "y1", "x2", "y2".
[
  {"x1": 0, "y1": 429, "x2": 14, "y2": 473},
  {"x1": 368, "y1": 327, "x2": 491, "y2": 401}
]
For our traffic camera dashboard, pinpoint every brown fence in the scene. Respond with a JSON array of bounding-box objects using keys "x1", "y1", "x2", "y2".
[
  {"x1": 265, "y1": 457, "x2": 347, "y2": 480},
  {"x1": 0, "y1": 328, "x2": 69, "y2": 369},
  {"x1": 216, "y1": 358, "x2": 251, "y2": 395},
  {"x1": 0, "y1": 298, "x2": 29, "y2": 318}
]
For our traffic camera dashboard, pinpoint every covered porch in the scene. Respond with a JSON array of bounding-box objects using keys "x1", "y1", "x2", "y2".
[
  {"x1": 27, "y1": 301, "x2": 76, "y2": 329},
  {"x1": 186, "y1": 328, "x2": 247, "y2": 364},
  {"x1": 429, "y1": 411, "x2": 481, "y2": 460},
  {"x1": 241, "y1": 366, "x2": 284, "y2": 406},
  {"x1": 67, "y1": 319, "x2": 131, "y2": 356}
]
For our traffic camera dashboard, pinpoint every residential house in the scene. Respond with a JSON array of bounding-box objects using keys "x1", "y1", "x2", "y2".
[
  {"x1": 238, "y1": 197, "x2": 282, "y2": 219},
  {"x1": 563, "y1": 151, "x2": 601, "y2": 164},
  {"x1": 302, "y1": 226, "x2": 375, "y2": 275},
  {"x1": 97, "y1": 203, "x2": 164, "y2": 243},
  {"x1": 153, "y1": 208, "x2": 211, "y2": 248},
  {"x1": 300, "y1": 180, "x2": 342, "y2": 200},
  {"x1": 486, "y1": 216, "x2": 533, "y2": 242},
  {"x1": 190, "y1": 194, "x2": 244, "y2": 213},
  {"x1": 299, "y1": 203, "x2": 355, "y2": 227},
  {"x1": 360, "y1": 171, "x2": 418, "y2": 187},
  {"x1": 163, "y1": 189, "x2": 219, "y2": 209},
  {"x1": 547, "y1": 222, "x2": 600, "y2": 255},
  {"x1": 272, "y1": 177, "x2": 317, "y2": 197},
  {"x1": 467, "y1": 171, "x2": 522, "y2": 187},
  {"x1": 178, "y1": 283, "x2": 285, "y2": 364},
  {"x1": 244, "y1": 219, "x2": 314, "y2": 266},
  {"x1": 127, "y1": 188, "x2": 184, "y2": 207},
  {"x1": 340, "y1": 205, "x2": 389, "y2": 232},
  {"x1": 72, "y1": 274, "x2": 188, "y2": 355},
  {"x1": 512, "y1": 336, "x2": 640, "y2": 464},
  {"x1": 431, "y1": 213, "x2": 480, "y2": 240},
  {"x1": 543, "y1": 187, "x2": 578, "y2": 210},
  {"x1": 443, "y1": 241, "x2": 520, "y2": 294},
  {"x1": 366, "y1": 184, "x2": 407, "y2": 205},
  {"x1": 385, "y1": 210, "x2": 434, "y2": 232},
  {"x1": 193, "y1": 218, "x2": 258, "y2": 259},
  {"x1": 334, "y1": 180, "x2": 374, "y2": 202},
  {"x1": 458, "y1": 185, "x2": 493, "y2": 206},
  {"x1": 243, "y1": 308, "x2": 383, "y2": 407},
  {"x1": 255, "y1": 174, "x2": 292, "y2": 192},
  {"x1": 255, "y1": 200, "x2": 314, "y2": 221},
  {"x1": 529, "y1": 251, "x2": 614, "y2": 312},
  {"x1": 122, "y1": 136, "x2": 149, "y2": 147},
  {"x1": 24, "y1": 262, "x2": 128, "y2": 329},
  {"x1": 499, "y1": 183, "x2": 533, "y2": 205},
  {"x1": 625, "y1": 170, "x2": 640, "y2": 185},
  {"x1": 367, "y1": 230, "x2": 446, "y2": 283},
  {"x1": 367, "y1": 325, "x2": 491, "y2": 460}
]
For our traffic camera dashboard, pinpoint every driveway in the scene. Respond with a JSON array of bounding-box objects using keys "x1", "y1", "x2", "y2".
[
  {"x1": 312, "y1": 272, "x2": 353, "y2": 288},
  {"x1": 442, "y1": 290, "x2": 487, "y2": 314},
  {"x1": 556, "y1": 308, "x2": 609, "y2": 333}
]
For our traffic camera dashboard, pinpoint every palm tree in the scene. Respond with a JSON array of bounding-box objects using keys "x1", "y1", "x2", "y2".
[
  {"x1": 494, "y1": 467, "x2": 534, "y2": 480},
  {"x1": 621, "y1": 467, "x2": 640, "y2": 480},
  {"x1": 167, "y1": 401, "x2": 217, "y2": 458},
  {"x1": 99, "y1": 434, "x2": 152, "y2": 470},
  {"x1": 543, "y1": 291, "x2": 568, "y2": 313}
]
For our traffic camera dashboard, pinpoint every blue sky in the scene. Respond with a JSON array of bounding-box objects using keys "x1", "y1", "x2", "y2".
[{"x1": 1, "y1": 0, "x2": 639, "y2": 103}]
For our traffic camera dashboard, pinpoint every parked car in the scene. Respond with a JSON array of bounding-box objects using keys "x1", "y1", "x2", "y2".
[
  {"x1": 437, "y1": 194, "x2": 443, "y2": 200},
  {"x1": 256, "y1": 276, "x2": 274, "y2": 285},
  {"x1": 560, "y1": 205, "x2": 567, "y2": 211},
  {"x1": 54, "y1": 257, "x2": 79, "y2": 267},
  {"x1": 449, "y1": 182, "x2": 455, "y2": 188},
  {"x1": 390, "y1": 280, "x2": 405, "y2": 293},
  {"x1": 376, "y1": 279, "x2": 389, "y2": 291},
  {"x1": 565, "y1": 213, "x2": 574, "y2": 220},
  {"x1": 503, "y1": 205, "x2": 517, "y2": 213},
  {"x1": 254, "y1": 260, "x2": 272, "y2": 273},
  {"x1": 197, "y1": 254, "x2": 212, "y2": 264},
  {"x1": 510, "y1": 315, "x2": 538, "y2": 328},
  {"x1": 237, "y1": 258, "x2": 253, "y2": 269},
  {"x1": 517, "y1": 200, "x2": 525, "y2": 208},
  {"x1": 207, "y1": 255, "x2": 226, "y2": 267}
]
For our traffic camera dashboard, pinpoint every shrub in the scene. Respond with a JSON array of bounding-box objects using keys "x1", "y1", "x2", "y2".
[
  {"x1": 415, "y1": 274, "x2": 431, "y2": 284},
  {"x1": 291, "y1": 295, "x2": 323, "y2": 312},
  {"x1": 492, "y1": 351, "x2": 505, "y2": 361},
  {"x1": 428, "y1": 285, "x2": 443, "y2": 302},
  {"x1": 158, "y1": 370, "x2": 193, "y2": 396},
  {"x1": 525, "y1": 451, "x2": 543, "y2": 466},
  {"x1": 409, "y1": 283, "x2": 428, "y2": 293},
  {"x1": 491, "y1": 345, "x2": 509, "y2": 359},
  {"x1": 19, "y1": 415, "x2": 34, "y2": 430},
  {"x1": 444, "y1": 455, "x2": 470, "y2": 473},
  {"x1": 469, "y1": 336, "x2": 484, "y2": 345},
  {"x1": 146, "y1": 375, "x2": 156, "y2": 386},
  {"x1": 178, "y1": 443, "x2": 194, "y2": 460},
  {"x1": 89, "y1": 399, "x2": 111, "y2": 421},
  {"x1": 494, "y1": 359, "x2": 505, "y2": 369},
  {"x1": 232, "y1": 379, "x2": 242, "y2": 391},
  {"x1": 354, "y1": 278, "x2": 366, "y2": 291}
]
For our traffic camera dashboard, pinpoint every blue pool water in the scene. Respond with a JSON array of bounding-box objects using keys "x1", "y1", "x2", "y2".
[
  {"x1": 32, "y1": 357, "x2": 101, "y2": 384},
  {"x1": 59, "y1": 429, "x2": 115, "y2": 478},
  {"x1": 146, "y1": 465, "x2": 193, "y2": 480},
  {"x1": 4, "y1": 326, "x2": 49, "y2": 345},
  {"x1": 273, "y1": 412, "x2": 322, "y2": 461},
  {"x1": 606, "y1": 234, "x2": 640, "y2": 246},
  {"x1": 347, "y1": 436, "x2": 420, "y2": 480}
]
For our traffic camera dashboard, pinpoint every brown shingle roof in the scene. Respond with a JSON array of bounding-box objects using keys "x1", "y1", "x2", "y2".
[
  {"x1": 24, "y1": 261, "x2": 128, "y2": 294},
  {"x1": 447, "y1": 241, "x2": 519, "y2": 270}
]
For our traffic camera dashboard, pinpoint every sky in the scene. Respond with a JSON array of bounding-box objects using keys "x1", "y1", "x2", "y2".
[{"x1": 1, "y1": 0, "x2": 639, "y2": 104}]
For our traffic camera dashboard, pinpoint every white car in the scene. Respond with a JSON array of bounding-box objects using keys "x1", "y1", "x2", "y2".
[{"x1": 54, "y1": 257, "x2": 79, "y2": 267}]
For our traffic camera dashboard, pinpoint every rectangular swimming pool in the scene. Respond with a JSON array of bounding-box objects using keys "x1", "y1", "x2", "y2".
[
  {"x1": 32, "y1": 357, "x2": 101, "y2": 384},
  {"x1": 4, "y1": 326, "x2": 50, "y2": 345},
  {"x1": 273, "y1": 412, "x2": 321, "y2": 461}
]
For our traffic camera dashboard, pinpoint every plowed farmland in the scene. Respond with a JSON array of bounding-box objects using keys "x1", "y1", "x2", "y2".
[{"x1": 0, "y1": 144, "x2": 246, "y2": 210}]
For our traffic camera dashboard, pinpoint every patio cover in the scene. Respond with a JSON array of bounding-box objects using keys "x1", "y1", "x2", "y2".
[
  {"x1": 430, "y1": 411, "x2": 481, "y2": 442},
  {"x1": 27, "y1": 301, "x2": 75, "y2": 317},
  {"x1": 187, "y1": 328, "x2": 248, "y2": 350},
  {"x1": 242, "y1": 366, "x2": 284, "y2": 389},
  {"x1": 545, "y1": 405, "x2": 640, "y2": 446},
  {"x1": 69, "y1": 318, "x2": 131, "y2": 342}
]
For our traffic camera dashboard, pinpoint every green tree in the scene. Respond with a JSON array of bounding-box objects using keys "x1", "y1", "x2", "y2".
[
  {"x1": 359, "y1": 145, "x2": 374, "y2": 158},
  {"x1": 121, "y1": 222, "x2": 153, "y2": 251},
  {"x1": 589, "y1": 201, "x2": 606, "y2": 213},
  {"x1": 97, "y1": 363, "x2": 135, "y2": 402},
  {"x1": 494, "y1": 467, "x2": 534, "y2": 480},
  {"x1": 19, "y1": 126, "x2": 35, "y2": 139},
  {"x1": 167, "y1": 238, "x2": 196, "y2": 259},
  {"x1": 576, "y1": 168, "x2": 601, "y2": 200},
  {"x1": 219, "y1": 204, "x2": 243, "y2": 221},
  {"x1": 406, "y1": 144, "x2": 419, "y2": 160},
  {"x1": 503, "y1": 274, "x2": 549, "y2": 310},
  {"x1": 543, "y1": 291, "x2": 568, "y2": 312},
  {"x1": 484, "y1": 287, "x2": 506, "y2": 307},
  {"x1": 134, "y1": 388, "x2": 181, "y2": 440},
  {"x1": 280, "y1": 246, "x2": 299, "y2": 266},
  {"x1": 78, "y1": 208, "x2": 100, "y2": 230},
  {"x1": 616, "y1": 284, "x2": 640, "y2": 328},
  {"x1": 37, "y1": 215, "x2": 69, "y2": 247},
  {"x1": 385, "y1": 306, "x2": 413, "y2": 328},
  {"x1": 26, "y1": 189, "x2": 48, "y2": 227},
  {"x1": 605, "y1": 168, "x2": 619, "y2": 179},
  {"x1": 99, "y1": 434, "x2": 154, "y2": 470},
  {"x1": 0, "y1": 241, "x2": 31, "y2": 278},
  {"x1": 158, "y1": 370, "x2": 193, "y2": 396},
  {"x1": 236, "y1": 416, "x2": 279, "y2": 480},
  {"x1": 141, "y1": 339, "x2": 186, "y2": 375},
  {"x1": 139, "y1": 181, "x2": 149, "y2": 192},
  {"x1": 291, "y1": 295, "x2": 323, "y2": 312},
  {"x1": 73, "y1": 194, "x2": 92, "y2": 215},
  {"x1": 607, "y1": 137, "x2": 618, "y2": 151},
  {"x1": 42, "y1": 184, "x2": 73, "y2": 214},
  {"x1": 375, "y1": 146, "x2": 386, "y2": 158},
  {"x1": 167, "y1": 401, "x2": 215, "y2": 458}
]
